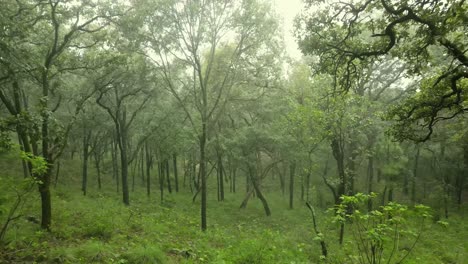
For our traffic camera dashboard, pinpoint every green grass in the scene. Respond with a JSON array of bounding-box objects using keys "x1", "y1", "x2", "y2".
[{"x1": 1, "y1": 154, "x2": 467, "y2": 263}]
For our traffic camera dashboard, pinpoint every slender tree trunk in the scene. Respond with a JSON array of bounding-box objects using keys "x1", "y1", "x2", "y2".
[
  {"x1": 278, "y1": 165, "x2": 285, "y2": 195},
  {"x1": 140, "y1": 150, "x2": 145, "y2": 187},
  {"x1": 347, "y1": 141, "x2": 358, "y2": 195},
  {"x1": 54, "y1": 160, "x2": 60, "y2": 187},
  {"x1": 82, "y1": 130, "x2": 90, "y2": 196},
  {"x1": 218, "y1": 154, "x2": 224, "y2": 201},
  {"x1": 145, "y1": 143, "x2": 151, "y2": 197},
  {"x1": 200, "y1": 123, "x2": 207, "y2": 231},
  {"x1": 159, "y1": 161, "x2": 164, "y2": 202},
  {"x1": 38, "y1": 170, "x2": 52, "y2": 230},
  {"x1": 112, "y1": 136, "x2": 120, "y2": 193},
  {"x1": 331, "y1": 138, "x2": 346, "y2": 245},
  {"x1": 411, "y1": 145, "x2": 420, "y2": 204},
  {"x1": 331, "y1": 138, "x2": 346, "y2": 200},
  {"x1": 192, "y1": 158, "x2": 199, "y2": 191},
  {"x1": 132, "y1": 159, "x2": 136, "y2": 192},
  {"x1": 381, "y1": 185, "x2": 387, "y2": 207},
  {"x1": 252, "y1": 178, "x2": 271, "y2": 216},
  {"x1": 166, "y1": 159, "x2": 172, "y2": 193},
  {"x1": 217, "y1": 165, "x2": 220, "y2": 201},
  {"x1": 173, "y1": 153, "x2": 179, "y2": 192},
  {"x1": 388, "y1": 187, "x2": 394, "y2": 202},
  {"x1": 17, "y1": 134, "x2": 29, "y2": 178},
  {"x1": 367, "y1": 155, "x2": 374, "y2": 211},
  {"x1": 456, "y1": 143, "x2": 468, "y2": 206},
  {"x1": 232, "y1": 167, "x2": 236, "y2": 193},
  {"x1": 300, "y1": 172, "x2": 304, "y2": 201},
  {"x1": 39, "y1": 70, "x2": 52, "y2": 230},
  {"x1": 289, "y1": 162, "x2": 296, "y2": 209},
  {"x1": 306, "y1": 172, "x2": 311, "y2": 201},
  {"x1": 117, "y1": 113, "x2": 130, "y2": 205},
  {"x1": 95, "y1": 153, "x2": 102, "y2": 190}
]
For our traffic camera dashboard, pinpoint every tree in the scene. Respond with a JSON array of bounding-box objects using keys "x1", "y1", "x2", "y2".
[
  {"x1": 139, "y1": 0, "x2": 282, "y2": 231},
  {"x1": 95, "y1": 54, "x2": 152, "y2": 205},
  {"x1": 0, "y1": 0, "x2": 120, "y2": 229},
  {"x1": 297, "y1": 0, "x2": 468, "y2": 141}
]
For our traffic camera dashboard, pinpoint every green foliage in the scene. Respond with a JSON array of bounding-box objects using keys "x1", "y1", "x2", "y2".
[
  {"x1": 332, "y1": 193, "x2": 431, "y2": 264},
  {"x1": 19, "y1": 151, "x2": 48, "y2": 177},
  {"x1": 298, "y1": 0, "x2": 468, "y2": 141}
]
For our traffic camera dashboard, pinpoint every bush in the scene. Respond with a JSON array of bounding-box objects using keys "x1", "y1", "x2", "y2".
[{"x1": 331, "y1": 193, "x2": 432, "y2": 264}]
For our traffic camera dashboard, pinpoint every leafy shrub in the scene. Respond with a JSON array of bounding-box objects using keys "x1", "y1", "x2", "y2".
[{"x1": 332, "y1": 193, "x2": 431, "y2": 264}]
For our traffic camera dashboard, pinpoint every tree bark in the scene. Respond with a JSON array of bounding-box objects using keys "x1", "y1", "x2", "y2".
[
  {"x1": 251, "y1": 171, "x2": 271, "y2": 216},
  {"x1": 200, "y1": 122, "x2": 207, "y2": 231},
  {"x1": 173, "y1": 153, "x2": 179, "y2": 192},
  {"x1": 218, "y1": 153, "x2": 224, "y2": 201},
  {"x1": 159, "y1": 161, "x2": 164, "y2": 202},
  {"x1": 367, "y1": 155, "x2": 374, "y2": 211},
  {"x1": 289, "y1": 162, "x2": 296, "y2": 209},
  {"x1": 94, "y1": 152, "x2": 102, "y2": 190},
  {"x1": 117, "y1": 112, "x2": 130, "y2": 205},
  {"x1": 166, "y1": 159, "x2": 172, "y2": 193},
  {"x1": 411, "y1": 145, "x2": 420, "y2": 204},
  {"x1": 112, "y1": 135, "x2": 120, "y2": 193},
  {"x1": 145, "y1": 143, "x2": 151, "y2": 197}
]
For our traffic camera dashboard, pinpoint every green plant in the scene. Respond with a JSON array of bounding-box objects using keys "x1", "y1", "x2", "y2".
[
  {"x1": 0, "y1": 176, "x2": 35, "y2": 243},
  {"x1": 332, "y1": 193, "x2": 431, "y2": 264},
  {"x1": 121, "y1": 244, "x2": 167, "y2": 264}
]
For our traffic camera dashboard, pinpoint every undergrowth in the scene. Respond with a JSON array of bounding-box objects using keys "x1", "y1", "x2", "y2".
[{"x1": 0, "y1": 155, "x2": 466, "y2": 263}]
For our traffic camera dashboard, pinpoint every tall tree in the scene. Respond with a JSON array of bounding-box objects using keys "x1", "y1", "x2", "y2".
[
  {"x1": 0, "y1": 0, "x2": 119, "y2": 229},
  {"x1": 139, "y1": 0, "x2": 282, "y2": 231},
  {"x1": 96, "y1": 54, "x2": 152, "y2": 205}
]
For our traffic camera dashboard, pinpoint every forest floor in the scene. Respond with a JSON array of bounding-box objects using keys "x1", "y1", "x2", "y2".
[{"x1": 0, "y1": 157, "x2": 467, "y2": 263}]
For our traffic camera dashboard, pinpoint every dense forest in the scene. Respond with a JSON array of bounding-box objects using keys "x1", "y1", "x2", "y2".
[{"x1": 0, "y1": 0, "x2": 467, "y2": 263}]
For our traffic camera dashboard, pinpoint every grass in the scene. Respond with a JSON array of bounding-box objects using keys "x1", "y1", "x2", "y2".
[{"x1": 0, "y1": 154, "x2": 467, "y2": 263}]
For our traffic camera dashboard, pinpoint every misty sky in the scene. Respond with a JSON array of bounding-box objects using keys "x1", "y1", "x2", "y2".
[{"x1": 274, "y1": 0, "x2": 303, "y2": 59}]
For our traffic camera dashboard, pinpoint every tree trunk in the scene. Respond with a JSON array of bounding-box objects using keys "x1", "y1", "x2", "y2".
[
  {"x1": 367, "y1": 155, "x2": 374, "y2": 211},
  {"x1": 411, "y1": 145, "x2": 420, "y2": 204},
  {"x1": 17, "y1": 134, "x2": 29, "y2": 178},
  {"x1": 218, "y1": 154, "x2": 224, "y2": 201},
  {"x1": 54, "y1": 160, "x2": 60, "y2": 187},
  {"x1": 278, "y1": 165, "x2": 285, "y2": 195},
  {"x1": 117, "y1": 113, "x2": 130, "y2": 205},
  {"x1": 159, "y1": 161, "x2": 164, "y2": 202},
  {"x1": 331, "y1": 138, "x2": 346, "y2": 200},
  {"x1": 82, "y1": 130, "x2": 91, "y2": 196},
  {"x1": 289, "y1": 162, "x2": 296, "y2": 209},
  {"x1": 300, "y1": 172, "x2": 304, "y2": 201},
  {"x1": 200, "y1": 123, "x2": 207, "y2": 231},
  {"x1": 112, "y1": 136, "x2": 120, "y2": 193},
  {"x1": 166, "y1": 159, "x2": 172, "y2": 193},
  {"x1": 381, "y1": 185, "x2": 387, "y2": 207},
  {"x1": 95, "y1": 152, "x2": 102, "y2": 190},
  {"x1": 38, "y1": 170, "x2": 52, "y2": 230},
  {"x1": 173, "y1": 153, "x2": 179, "y2": 192},
  {"x1": 251, "y1": 173, "x2": 271, "y2": 216},
  {"x1": 232, "y1": 167, "x2": 236, "y2": 193},
  {"x1": 145, "y1": 143, "x2": 151, "y2": 197},
  {"x1": 346, "y1": 140, "x2": 358, "y2": 196}
]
